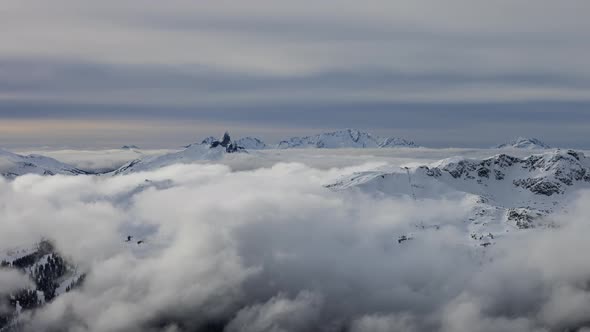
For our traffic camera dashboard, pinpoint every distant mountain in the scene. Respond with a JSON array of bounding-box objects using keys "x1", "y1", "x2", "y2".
[
  {"x1": 112, "y1": 132, "x2": 245, "y2": 175},
  {"x1": 121, "y1": 145, "x2": 140, "y2": 150},
  {"x1": 328, "y1": 149, "x2": 590, "y2": 245},
  {"x1": 235, "y1": 137, "x2": 267, "y2": 150},
  {"x1": 200, "y1": 136, "x2": 217, "y2": 146},
  {"x1": 379, "y1": 137, "x2": 416, "y2": 148},
  {"x1": 0, "y1": 149, "x2": 88, "y2": 178},
  {"x1": 496, "y1": 137, "x2": 551, "y2": 149},
  {"x1": 277, "y1": 129, "x2": 415, "y2": 149}
]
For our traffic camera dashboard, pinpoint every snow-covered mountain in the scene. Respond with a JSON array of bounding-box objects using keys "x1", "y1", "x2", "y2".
[
  {"x1": 496, "y1": 137, "x2": 551, "y2": 149},
  {"x1": 199, "y1": 136, "x2": 217, "y2": 146},
  {"x1": 121, "y1": 145, "x2": 140, "y2": 150},
  {"x1": 0, "y1": 240, "x2": 84, "y2": 330},
  {"x1": 0, "y1": 149, "x2": 88, "y2": 178},
  {"x1": 328, "y1": 149, "x2": 590, "y2": 246},
  {"x1": 379, "y1": 137, "x2": 416, "y2": 148},
  {"x1": 235, "y1": 137, "x2": 267, "y2": 150},
  {"x1": 277, "y1": 129, "x2": 416, "y2": 149},
  {"x1": 113, "y1": 132, "x2": 245, "y2": 175}
]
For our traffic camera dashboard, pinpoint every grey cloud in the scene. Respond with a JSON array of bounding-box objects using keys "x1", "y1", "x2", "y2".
[
  {"x1": 2, "y1": 59, "x2": 589, "y2": 104},
  {"x1": 1, "y1": 1, "x2": 590, "y2": 149},
  {"x1": 0, "y1": 270, "x2": 34, "y2": 293},
  {"x1": 1, "y1": 156, "x2": 590, "y2": 331}
]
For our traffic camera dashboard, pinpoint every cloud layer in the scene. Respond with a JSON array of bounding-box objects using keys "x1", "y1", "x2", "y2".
[{"x1": 2, "y1": 158, "x2": 590, "y2": 331}]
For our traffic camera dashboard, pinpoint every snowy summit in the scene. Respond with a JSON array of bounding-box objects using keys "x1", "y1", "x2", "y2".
[
  {"x1": 496, "y1": 137, "x2": 551, "y2": 149},
  {"x1": 113, "y1": 132, "x2": 245, "y2": 175},
  {"x1": 277, "y1": 129, "x2": 416, "y2": 149}
]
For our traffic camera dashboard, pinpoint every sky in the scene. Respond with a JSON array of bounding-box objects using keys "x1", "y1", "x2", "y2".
[{"x1": 1, "y1": 0, "x2": 590, "y2": 148}]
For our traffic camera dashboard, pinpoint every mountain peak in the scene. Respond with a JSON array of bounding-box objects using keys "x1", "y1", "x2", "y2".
[
  {"x1": 200, "y1": 136, "x2": 216, "y2": 145},
  {"x1": 121, "y1": 145, "x2": 140, "y2": 150},
  {"x1": 235, "y1": 137, "x2": 267, "y2": 150},
  {"x1": 209, "y1": 132, "x2": 244, "y2": 153},
  {"x1": 496, "y1": 137, "x2": 551, "y2": 149},
  {"x1": 113, "y1": 132, "x2": 246, "y2": 175},
  {"x1": 277, "y1": 129, "x2": 415, "y2": 149}
]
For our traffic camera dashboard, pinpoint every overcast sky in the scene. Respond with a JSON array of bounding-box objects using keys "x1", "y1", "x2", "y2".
[{"x1": 1, "y1": 0, "x2": 590, "y2": 148}]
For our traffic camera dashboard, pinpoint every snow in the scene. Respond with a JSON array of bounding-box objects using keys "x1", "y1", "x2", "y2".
[
  {"x1": 112, "y1": 133, "x2": 245, "y2": 175},
  {"x1": 277, "y1": 129, "x2": 416, "y2": 149},
  {"x1": 235, "y1": 137, "x2": 267, "y2": 150},
  {"x1": 496, "y1": 137, "x2": 551, "y2": 149},
  {"x1": 327, "y1": 149, "x2": 590, "y2": 246},
  {"x1": 55, "y1": 270, "x2": 84, "y2": 296},
  {"x1": 0, "y1": 148, "x2": 87, "y2": 178},
  {"x1": 0, "y1": 246, "x2": 38, "y2": 264},
  {"x1": 112, "y1": 144, "x2": 226, "y2": 175}
]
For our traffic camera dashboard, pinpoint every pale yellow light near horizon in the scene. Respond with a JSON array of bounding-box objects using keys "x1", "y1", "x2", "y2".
[
  {"x1": 0, "y1": 119, "x2": 153, "y2": 134},
  {"x1": 0, "y1": 119, "x2": 240, "y2": 148},
  {"x1": 0, "y1": 118, "x2": 323, "y2": 148}
]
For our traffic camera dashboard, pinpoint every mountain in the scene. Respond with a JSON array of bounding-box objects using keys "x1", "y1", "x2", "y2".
[
  {"x1": 113, "y1": 132, "x2": 245, "y2": 175},
  {"x1": 327, "y1": 149, "x2": 590, "y2": 245},
  {"x1": 121, "y1": 145, "x2": 140, "y2": 150},
  {"x1": 235, "y1": 137, "x2": 267, "y2": 150},
  {"x1": 0, "y1": 240, "x2": 84, "y2": 330},
  {"x1": 379, "y1": 137, "x2": 416, "y2": 148},
  {"x1": 0, "y1": 149, "x2": 88, "y2": 178},
  {"x1": 277, "y1": 129, "x2": 415, "y2": 149},
  {"x1": 496, "y1": 137, "x2": 551, "y2": 149},
  {"x1": 199, "y1": 136, "x2": 217, "y2": 146}
]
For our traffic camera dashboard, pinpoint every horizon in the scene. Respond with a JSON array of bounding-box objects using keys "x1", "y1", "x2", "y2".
[{"x1": 0, "y1": 126, "x2": 579, "y2": 151}]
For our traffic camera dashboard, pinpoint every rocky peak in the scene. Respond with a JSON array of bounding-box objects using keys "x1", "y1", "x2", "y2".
[
  {"x1": 424, "y1": 150, "x2": 590, "y2": 196},
  {"x1": 210, "y1": 132, "x2": 244, "y2": 153},
  {"x1": 200, "y1": 136, "x2": 216, "y2": 145}
]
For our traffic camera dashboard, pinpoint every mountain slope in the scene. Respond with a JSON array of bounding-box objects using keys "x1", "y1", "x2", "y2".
[
  {"x1": 496, "y1": 137, "x2": 551, "y2": 149},
  {"x1": 235, "y1": 137, "x2": 267, "y2": 150},
  {"x1": 277, "y1": 129, "x2": 415, "y2": 149},
  {"x1": 379, "y1": 137, "x2": 416, "y2": 148},
  {"x1": 0, "y1": 149, "x2": 88, "y2": 178},
  {"x1": 0, "y1": 240, "x2": 84, "y2": 330},
  {"x1": 113, "y1": 133, "x2": 245, "y2": 175},
  {"x1": 328, "y1": 149, "x2": 590, "y2": 245}
]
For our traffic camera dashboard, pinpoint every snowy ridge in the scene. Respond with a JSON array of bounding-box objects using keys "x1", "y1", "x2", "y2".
[
  {"x1": 121, "y1": 145, "x2": 140, "y2": 150},
  {"x1": 235, "y1": 137, "x2": 267, "y2": 150},
  {"x1": 277, "y1": 129, "x2": 416, "y2": 149},
  {"x1": 186, "y1": 129, "x2": 414, "y2": 150},
  {"x1": 328, "y1": 149, "x2": 590, "y2": 246},
  {"x1": 379, "y1": 137, "x2": 416, "y2": 148},
  {"x1": 0, "y1": 149, "x2": 88, "y2": 178},
  {"x1": 496, "y1": 137, "x2": 551, "y2": 149},
  {"x1": 112, "y1": 132, "x2": 245, "y2": 175}
]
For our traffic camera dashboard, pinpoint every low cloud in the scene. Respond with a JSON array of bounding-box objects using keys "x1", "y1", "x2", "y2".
[
  {"x1": 1, "y1": 160, "x2": 590, "y2": 331},
  {"x1": 0, "y1": 270, "x2": 33, "y2": 294}
]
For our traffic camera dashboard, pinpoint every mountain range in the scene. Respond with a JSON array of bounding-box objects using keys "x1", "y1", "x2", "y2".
[
  {"x1": 0, "y1": 149, "x2": 89, "y2": 178},
  {"x1": 495, "y1": 137, "x2": 551, "y2": 149},
  {"x1": 276, "y1": 129, "x2": 416, "y2": 149},
  {"x1": 0, "y1": 131, "x2": 558, "y2": 178},
  {"x1": 327, "y1": 149, "x2": 589, "y2": 246}
]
